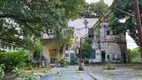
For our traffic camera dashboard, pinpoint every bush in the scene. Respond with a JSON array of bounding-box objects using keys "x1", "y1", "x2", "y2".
[
  {"x1": 0, "y1": 64, "x2": 5, "y2": 80},
  {"x1": 128, "y1": 48, "x2": 141, "y2": 63},
  {"x1": 59, "y1": 58, "x2": 67, "y2": 67},
  {"x1": 0, "y1": 50, "x2": 32, "y2": 72},
  {"x1": 104, "y1": 63, "x2": 115, "y2": 70}
]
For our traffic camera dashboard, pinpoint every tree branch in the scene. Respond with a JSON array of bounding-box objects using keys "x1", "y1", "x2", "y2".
[
  {"x1": 19, "y1": 20, "x2": 41, "y2": 36},
  {"x1": 0, "y1": 13, "x2": 39, "y2": 23},
  {"x1": 115, "y1": 8, "x2": 134, "y2": 17}
]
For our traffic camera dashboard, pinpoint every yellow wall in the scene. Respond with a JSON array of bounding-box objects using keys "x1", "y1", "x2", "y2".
[{"x1": 43, "y1": 43, "x2": 60, "y2": 59}]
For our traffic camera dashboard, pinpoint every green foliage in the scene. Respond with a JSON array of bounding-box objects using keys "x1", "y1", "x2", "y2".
[
  {"x1": 0, "y1": 50, "x2": 5, "y2": 53},
  {"x1": 79, "y1": 0, "x2": 109, "y2": 18},
  {"x1": 0, "y1": 50, "x2": 32, "y2": 71},
  {"x1": 12, "y1": 68, "x2": 39, "y2": 80},
  {"x1": 59, "y1": 0, "x2": 85, "y2": 19},
  {"x1": 44, "y1": 27, "x2": 74, "y2": 56},
  {"x1": 54, "y1": 71, "x2": 62, "y2": 80},
  {"x1": 0, "y1": 64, "x2": 5, "y2": 80},
  {"x1": 109, "y1": 0, "x2": 142, "y2": 46},
  {"x1": 136, "y1": 73, "x2": 142, "y2": 76},
  {"x1": 12, "y1": 68, "x2": 24, "y2": 80},
  {"x1": 104, "y1": 63, "x2": 115, "y2": 70},
  {"x1": 0, "y1": 0, "x2": 85, "y2": 49},
  {"x1": 127, "y1": 47, "x2": 141, "y2": 63},
  {"x1": 82, "y1": 41, "x2": 92, "y2": 58},
  {"x1": 57, "y1": 28, "x2": 74, "y2": 55},
  {"x1": 59, "y1": 57, "x2": 67, "y2": 67},
  {"x1": 26, "y1": 73, "x2": 39, "y2": 80}
]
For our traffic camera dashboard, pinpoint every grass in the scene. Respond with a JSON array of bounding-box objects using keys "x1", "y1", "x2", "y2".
[
  {"x1": 136, "y1": 73, "x2": 142, "y2": 76},
  {"x1": 24, "y1": 68, "x2": 51, "y2": 74},
  {"x1": 114, "y1": 63, "x2": 142, "y2": 70},
  {"x1": 85, "y1": 63, "x2": 142, "y2": 70}
]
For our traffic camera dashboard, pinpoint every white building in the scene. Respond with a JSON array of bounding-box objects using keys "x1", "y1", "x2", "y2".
[
  {"x1": 63, "y1": 49, "x2": 77, "y2": 64},
  {"x1": 68, "y1": 18, "x2": 127, "y2": 63}
]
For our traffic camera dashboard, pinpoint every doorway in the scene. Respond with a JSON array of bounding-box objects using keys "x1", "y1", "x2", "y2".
[
  {"x1": 50, "y1": 58, "x2": 56, "y2": 63},
  {"x1": 101, "y1": 51, "x2": 106, "y2": 63}
]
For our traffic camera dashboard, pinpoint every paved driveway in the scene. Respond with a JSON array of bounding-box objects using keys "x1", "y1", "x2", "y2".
[
  {"x1": 85, "y1": 66, "x2": 142, "y2": 80},
  {"x1": 40, "y1": 65, "x2": 142, "y2": 80},
  {"x1": 40, "y1": 66, "x2": 95, "y2": 80}
]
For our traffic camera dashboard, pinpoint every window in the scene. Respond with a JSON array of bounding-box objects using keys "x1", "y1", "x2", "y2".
[
  {"x1": 65, "y1": 54, "x2": 69, "y2": 57},
  {"x1": 107, "y1": 30, "x2": 110, "y2": 35},
  {"x1": 93, "y1": 50, "x2": 96, "y2": 59},
  {"x1": 104, "y1": 25, "x2": 107, "y2": 28},
  {"x1": 51, "y1": 58, "x2": 56, "y2": 63},
  {"x1": 88, "y1": 28, "x2": 94, "y2": 38},
  {"x1": 90, "y1": 50, "x2": 96, "y2": 59},
  {"x1": 70, "y1": 53, "x2": 74, "y2": 58}
]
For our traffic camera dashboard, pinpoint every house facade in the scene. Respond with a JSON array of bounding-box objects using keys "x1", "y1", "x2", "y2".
[
  {"x1": 42, "y1": 34, "x2": 60, "y2": 64},
  {"x1": 68, "y1": 18, "x2": 127, "y2": 63},
  {"x1": 42, "y1": 18, "x2": 127, "y2": 64},
  {"x1": 63, "y1": 49, "x2": 78, "y2": 64}
]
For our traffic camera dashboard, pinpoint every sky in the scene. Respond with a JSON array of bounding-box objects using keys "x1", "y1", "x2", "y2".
[
  {"x1": 86, "y1": 0, "x2": 138, "y2": 49},
  {"x1": 86, "y1": 0, "x2": 113, "y2": 6}
]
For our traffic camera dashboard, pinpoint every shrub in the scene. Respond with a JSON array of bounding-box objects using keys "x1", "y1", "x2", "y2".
[
  {"x1": 0, "y1": 64, "x2": 5, "y2": 80},
  {"x1": 128, "y1": 48, "x2": 141, "y2": 63},
  {"x1": 104, "y1": 63, "x2": 115, "y2": 70},
  {"x1": 59, "y1": 58, "x2": 67, "y2": 67},
  {"x1": 26, "y1": 73, "x2": 39, "y2": 80},
  {"x1": 0, "y1": 50, "x2": 32, "y2": 72},
  {"x1": 12, "y1": 68, "x2": 24, "y2": 79},
  {"x1": 12, "y1": 68, "x2": 39, "y2": 80}
]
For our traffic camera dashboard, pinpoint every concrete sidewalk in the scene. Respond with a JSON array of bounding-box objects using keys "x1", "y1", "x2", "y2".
[{"x1": 40, "y1": 66, "x2": 96, "y2": 80}]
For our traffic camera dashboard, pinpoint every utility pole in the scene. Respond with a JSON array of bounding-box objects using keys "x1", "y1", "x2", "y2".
[
  {"x1": 133, "y1": 0, "x2": 142, "y2": 61},
  {"x1": 78, "y1": 20, "x2": 88, "y2": 71},
  {"x1": 78, "y1": 38, "x2": 84, "y2": 70}
]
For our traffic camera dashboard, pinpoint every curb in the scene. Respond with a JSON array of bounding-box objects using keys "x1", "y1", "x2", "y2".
[
  {"x1": 87, "y1": 73, "x2": 103, "y2": 80},
  {"x1": 87, "y1": 73, "x2": 97, "y2": 80}
]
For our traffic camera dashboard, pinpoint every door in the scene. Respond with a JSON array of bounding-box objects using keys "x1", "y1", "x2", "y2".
[
  {"x1": 70, "y1": 53, "x2": 74, "y2": 64},
  {"x1": 101, "y1": 51, "x2": 106, "y2": 63}
]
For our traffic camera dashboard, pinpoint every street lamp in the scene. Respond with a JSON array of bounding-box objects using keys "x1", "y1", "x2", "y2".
[
  {"x1": 84, "y1": 20, "x2": 88, "y2": 28},
  {"x1": 78, "y1": 19, "x2": 88, "y2": 71}
]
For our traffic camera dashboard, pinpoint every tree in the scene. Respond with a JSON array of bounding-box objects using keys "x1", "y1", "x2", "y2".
[
  {"x1": 0, "y1": 0, "x2": 85, "y2": 50},
  {"x1": 82, "y1": 40, "x2": 92, "y2": 58},
  {"x1": 109, "y1": 0, "x2": 142, "y2": 46},
  {"x1": 56, "y1": 27, "x2": 74, "y2": 56},
  {"x1": 78, "y1": 0, "x2": 109, "y2": 18}
]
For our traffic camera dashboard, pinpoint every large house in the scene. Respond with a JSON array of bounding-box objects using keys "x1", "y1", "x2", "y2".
[
  {"x1": 42, "y1": 34, "x2": 60, "y2": 64},
  {"x1": 42, "y1": 31, "x2": 77, "y2": 64},
  {"x1": 42, "y1": 18, "x2": 127, "y2": 64},
  {"x1": 68, "y1": 18, "x2": 127, "y2": 63}
]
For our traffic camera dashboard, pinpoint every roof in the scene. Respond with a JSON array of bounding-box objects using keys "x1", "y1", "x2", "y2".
[{"x1": 68, "y1": 18, "x2": 98, "y2": 29}]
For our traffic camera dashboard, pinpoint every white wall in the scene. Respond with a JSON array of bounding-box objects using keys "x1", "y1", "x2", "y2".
[
  {"x1": 64, "y1": 50, "x2": 76, "y2": 63},
  {"x1": 42, "y1": 46, "x2": 50, "y2": 63},
  {"x1": 68, "y1": 18, "x2": 98, "y2": 48}
]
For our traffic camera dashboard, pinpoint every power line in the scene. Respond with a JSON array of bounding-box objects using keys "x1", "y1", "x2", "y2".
[{"x1": 80, "y1": 0, "x2": 120, "y2": 39}]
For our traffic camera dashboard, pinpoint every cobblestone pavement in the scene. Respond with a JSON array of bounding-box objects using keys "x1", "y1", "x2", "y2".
[{"x1": 85, "y1": 66, "x2": 142, "y2": 80}]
